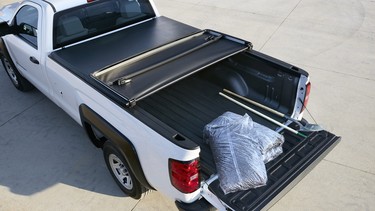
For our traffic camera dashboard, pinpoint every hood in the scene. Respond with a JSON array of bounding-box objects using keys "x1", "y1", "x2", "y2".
[{"x1": 0, "y1": 2, "x2": 20, "y2": 23}]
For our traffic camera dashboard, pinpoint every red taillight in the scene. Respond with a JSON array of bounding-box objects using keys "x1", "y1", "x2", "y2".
[
  {"x1": 302, "y1": 82, "x2": 311, "y2": 112},
  {"x1": 169, "y1": 159, "x2": 200, "y2": 193},
  {"x1": 87, "y1": 0, "x2": 95, "y2": 2}
]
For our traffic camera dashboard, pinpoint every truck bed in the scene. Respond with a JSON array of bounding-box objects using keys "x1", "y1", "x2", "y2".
[{"x1": 136, "y1": 55, "x2": 340, "y2": 210}]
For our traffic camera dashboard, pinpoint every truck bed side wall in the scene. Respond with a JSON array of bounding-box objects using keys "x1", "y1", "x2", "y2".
[{"x1": 45, "y1": 57, "x2": 202, "y2": 203}]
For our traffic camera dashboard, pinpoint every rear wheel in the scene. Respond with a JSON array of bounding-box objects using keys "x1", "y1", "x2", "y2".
[
  {"x1": 103, "y1": 141, "x2": 148, "y2": 199},
  {"x1": 1, "y1": 56, "x2": 33, "y2": 91}
]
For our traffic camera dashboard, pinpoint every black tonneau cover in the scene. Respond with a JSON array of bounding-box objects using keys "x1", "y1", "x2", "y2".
[
  {"x1": 50, "y1": 17, "x2": 201, "y2": 106},
  {"x1": 50, "y1": 17, "x2": 200, "y2": 76},
  {"x1": 92, "y1": 30, "x2": 249, "y2": 104},
  {"x1": 50, "y1": 16, "x2": 250, "y2": 106}
]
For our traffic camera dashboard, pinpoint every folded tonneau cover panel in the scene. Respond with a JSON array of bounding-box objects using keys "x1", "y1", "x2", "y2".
[{"x1": 92, "y1": 30, "x2": 250, "y2": 105}]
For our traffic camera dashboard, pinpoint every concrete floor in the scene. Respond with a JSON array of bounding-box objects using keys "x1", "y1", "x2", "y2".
[{"x1": 0, "y1": 0, "x2": 374, "y2": 210}]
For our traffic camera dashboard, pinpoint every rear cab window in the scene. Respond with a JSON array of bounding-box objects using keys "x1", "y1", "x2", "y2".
[{"x1": 53, "y1": 0, "x2": 156, "y2": 49}]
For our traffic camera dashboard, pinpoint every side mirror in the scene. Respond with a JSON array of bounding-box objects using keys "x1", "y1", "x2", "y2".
[
  {"x1": 0, "y1": 21, "x2": 12, "y2": 36},
  {"x1": 19, "y1": 23, "x2": 37, "y2": 37}
]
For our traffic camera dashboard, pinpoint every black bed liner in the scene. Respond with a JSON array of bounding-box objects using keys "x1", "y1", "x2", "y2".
[
  {"x1": 137, "y1": 72, "x2": 340, "y2": 211},
  {"x1": 209, "y1": 130, "x2": 339, "y2": 211}
]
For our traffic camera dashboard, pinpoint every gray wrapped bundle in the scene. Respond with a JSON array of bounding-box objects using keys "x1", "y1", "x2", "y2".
[
  {"x1": 251, "y1": 122, "x2": 284, "y2": 163},
  {"x1": 204, "y1": 112, "x2": 284, "y2": 194}
]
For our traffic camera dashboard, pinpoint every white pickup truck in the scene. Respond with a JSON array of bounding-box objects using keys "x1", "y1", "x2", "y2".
[{"x1": 0, "y1": 0, "x2": 340, "y2": 210}]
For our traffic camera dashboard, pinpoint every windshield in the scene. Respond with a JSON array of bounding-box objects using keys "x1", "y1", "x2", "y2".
[{"x1": 53, "y1": 0, "x2": 155, "y2": 49}]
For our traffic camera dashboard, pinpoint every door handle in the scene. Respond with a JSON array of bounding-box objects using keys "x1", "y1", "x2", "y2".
[{"x1": 30, "y1": 56, "x2": 39, "y2": 65}]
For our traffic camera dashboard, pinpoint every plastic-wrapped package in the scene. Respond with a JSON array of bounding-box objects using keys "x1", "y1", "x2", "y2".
[
  {"x1": 203, "y1": 112, "x2": 267, "y2": 194},
  {"x1": 262, "y1": 145, "x2": 283, "y2": 164},
  {"x1": 204, "y1": 112, "x2": 284, "y2": 194},
  {"x1": 204, "y1": 111, "x2": 253, "y2": 143},
  {"x1": 250, "y1": 122, "x2": 284, "y2": 163}
]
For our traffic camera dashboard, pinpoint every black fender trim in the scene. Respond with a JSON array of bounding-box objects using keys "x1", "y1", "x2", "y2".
[{"x1": 79, "y1": 104, "x2": 154, "y2": 190}]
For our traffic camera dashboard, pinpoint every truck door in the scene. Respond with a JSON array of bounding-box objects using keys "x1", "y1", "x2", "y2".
[{"x1": 5, "y1": 3, "x2": 49, "y2": 95}]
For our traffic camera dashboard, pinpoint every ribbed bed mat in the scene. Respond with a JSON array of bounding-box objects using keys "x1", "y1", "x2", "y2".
[{"x1": 138, "y1": 74, "x2": 340, "y2": 211}]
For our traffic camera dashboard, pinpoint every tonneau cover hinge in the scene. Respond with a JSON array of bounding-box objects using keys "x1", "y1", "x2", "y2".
[
  {"x1": 126, "y1": 99, "x2": 136, "y2": 108},
  {"x1": 247, "y1": 42, "x2": 254, "y2": 51}
]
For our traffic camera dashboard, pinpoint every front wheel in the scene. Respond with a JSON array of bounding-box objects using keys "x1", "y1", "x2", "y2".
[
  {"x1": 1, "y1": 56, "x2": 33, "y2": 91},
  {"x1": 103, "y1": 141, "x2": 148, "y2": 199}
]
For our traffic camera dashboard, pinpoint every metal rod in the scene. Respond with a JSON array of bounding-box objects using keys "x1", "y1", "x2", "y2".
[
  {"x1": 223, "y1": 89, "x2": 323, "y2": 132},
  {"x1": 219, "y1": 92, "x2": 307, "y2": 138},
  {"x1": 94, "y1": 30, "x2": 206, "y2": 79},
  {"x1": 111, "y1": 34, "x2": 223, "y2": 86},
  {"x1": 223, "y1": 89, "x2": 285, "y2": 117}
]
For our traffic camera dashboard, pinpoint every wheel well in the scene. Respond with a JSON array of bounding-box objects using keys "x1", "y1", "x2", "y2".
[
  {"x1": 79, "y1": 104, "x2": 154, "y2": 190},
  {"x1": 83, "y1": 121, "x2": 107, "y2": 148}
]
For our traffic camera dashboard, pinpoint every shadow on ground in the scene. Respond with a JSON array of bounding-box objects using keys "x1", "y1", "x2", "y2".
[{"x1": 0, "y1": 68, "x2": 124, "y2": 197}]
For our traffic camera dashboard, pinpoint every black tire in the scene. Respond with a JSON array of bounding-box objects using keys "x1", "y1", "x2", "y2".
[
  {"x1": 103, "y1": 141, "x2": 148, "y2": 199},
  {"x1": 1, "y1": 56, "x2": 34, "y2": 91}
]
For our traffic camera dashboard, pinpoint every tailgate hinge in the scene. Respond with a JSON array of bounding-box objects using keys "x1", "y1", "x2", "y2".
[{"x1": 201, "y1": 175, "x2": 234, "y2": 211}]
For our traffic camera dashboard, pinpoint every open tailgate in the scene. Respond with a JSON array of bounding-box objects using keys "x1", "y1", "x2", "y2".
[{"x1": 208, "y1": 129, "x2": 340, "y2": 211}]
